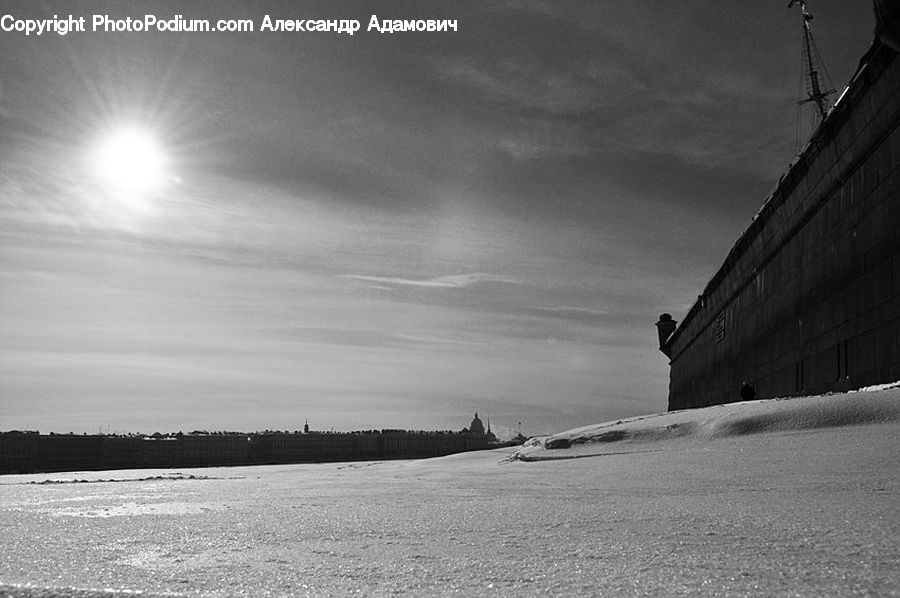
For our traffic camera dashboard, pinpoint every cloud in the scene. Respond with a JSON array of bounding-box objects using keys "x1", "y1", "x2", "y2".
[
  {"x1": 527, "y1": 306, "x2": 609, "y2": 317},
  {"x1": 342, "y1": 273, "x2": 520, "y2": 289},
  {"x1": 497, "y1": 133, "x2": 589, "y2": 161},
  {"x1": 431, "y1": 55, "x2": 643, "y2": 118}
]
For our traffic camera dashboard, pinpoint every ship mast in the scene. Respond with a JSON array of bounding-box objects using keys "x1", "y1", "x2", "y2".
[{"x1": 789, "y1": 0, "x2": 837, "y2": 147}]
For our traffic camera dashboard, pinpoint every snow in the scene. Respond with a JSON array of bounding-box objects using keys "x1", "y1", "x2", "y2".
[
  {"x1": 1, "y1": 387, "x2": 898, "y2": 596},
  {"x1": 511, "y1": 383, "x2": 900, "y2": 461}
]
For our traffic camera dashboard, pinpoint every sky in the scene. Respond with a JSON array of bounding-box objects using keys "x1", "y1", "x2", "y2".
[{"x1": 0, "y1": 1, "x2": 873, "y2": 435}]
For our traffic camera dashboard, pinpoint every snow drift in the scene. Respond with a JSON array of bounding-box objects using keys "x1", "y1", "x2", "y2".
[{"x1": 511, "y1": 382, "x2": 900, "y2": 461}]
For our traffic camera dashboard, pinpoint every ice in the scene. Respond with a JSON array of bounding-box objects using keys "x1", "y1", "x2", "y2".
[{"x1": 1, "y1": 387, "x2": 898, "y2": 596}]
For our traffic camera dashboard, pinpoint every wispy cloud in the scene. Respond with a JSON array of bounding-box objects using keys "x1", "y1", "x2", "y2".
[
  {"x1": 433, "y1": 55, "x2": 643, "y2": 117},
  {"x1": 343, "y1": 273, "x2": 520, "y2": 289},
  {"x1": 527, "y1": 306, "x2": 609, "y2": 317},
  {"x1": 497, "y1": 132, "x2": 590, "y2": 161}
]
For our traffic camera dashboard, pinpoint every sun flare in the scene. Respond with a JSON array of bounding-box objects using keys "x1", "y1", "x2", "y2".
[{"x1": 90, "y1": 125, "x2": 169, "y2": 206}]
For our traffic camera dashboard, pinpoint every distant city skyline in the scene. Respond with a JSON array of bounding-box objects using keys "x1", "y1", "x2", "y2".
[
  {"x1": 12, "y1": 412, "x2": 513, "y2": 440},
  {"x1": 0, "y1": 1, "x2": 872, "y2": 434}
]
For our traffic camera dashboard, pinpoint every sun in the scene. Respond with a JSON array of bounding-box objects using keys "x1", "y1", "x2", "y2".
[{"x1": 90, "y1": 125, "x2": 169, "y2": 207}]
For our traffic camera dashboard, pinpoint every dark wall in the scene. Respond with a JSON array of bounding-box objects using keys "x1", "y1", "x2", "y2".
[
  {"x1": 0, "y1": 430, "x2": 493, "y2": 474},
  {"x1": 666, "y1": 43, "x2": 900, "y2": 410},
  {"x1": 0, "y1": 432, "x2": 39, "y2": 473}
]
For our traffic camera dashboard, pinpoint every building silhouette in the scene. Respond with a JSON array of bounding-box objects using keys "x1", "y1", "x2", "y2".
[
  {"x1": 0, "y1": 414, "x2": 502, "y2": 474},
  {"x1": 659, "y1": 24, "x2": 899, "y2": 409}
]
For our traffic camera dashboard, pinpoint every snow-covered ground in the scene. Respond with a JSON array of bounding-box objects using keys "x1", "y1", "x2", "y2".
[
  {"x1": 1, "y1": 386, "x2": 898, "y2": 597},
  {"x1": 512, "y1": 382, "x2": 900, "y2": 461}
]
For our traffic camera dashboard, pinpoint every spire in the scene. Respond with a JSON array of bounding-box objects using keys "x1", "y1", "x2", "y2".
[{"x1": 789, "y1": 0, "x2": 837, "y2": 149}]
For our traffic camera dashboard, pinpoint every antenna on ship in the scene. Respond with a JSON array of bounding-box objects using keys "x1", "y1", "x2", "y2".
[{"x1": 788, "y1": 0, "x2": 837, "y2": 150}]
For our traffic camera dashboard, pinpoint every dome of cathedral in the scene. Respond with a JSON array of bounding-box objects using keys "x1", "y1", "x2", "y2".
[{"x1": 469, "y1": 413, "x2": 485, "y2": 436}]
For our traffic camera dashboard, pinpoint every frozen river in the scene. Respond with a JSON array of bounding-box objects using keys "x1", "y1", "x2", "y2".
[{"x1": 1, "y1": 392, "x2": 898, "y2": 596}]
